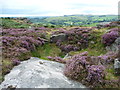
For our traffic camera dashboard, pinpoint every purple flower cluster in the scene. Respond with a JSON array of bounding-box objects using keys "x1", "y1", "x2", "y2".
[
  {"x1": 98, "y1": 52, "x2": 117, "y2": 64},
  {"x1": 64, "y1": 52, "x2": 90, "y2": 80},
  {"x1": 86, "y1": 65, "x2": 105, "y2": 83},
  {"x1": 54, "y1": 27, "x2": 91, "y2": 52},
  {"x1": 60, "y1": 45, "x2": 79, "y2": 53},
  {"x1": 64, "y1": 51, "x2": 108, "y2": 85},
  {"x1": 12, "y1": 59, "x2": 21, "y2": 66},
  {"x1": 102, "y1": 28, "x2": 119, "y2": 46},
  {"x1": 35, "y1": 27, "x2": 47, "y2": 30},
  {"x1": 2, "y1": 28, "x2": 46, "y2": 63},
  {"x1": 100, "y1": 21, "x2": 119, "y2": 28}
]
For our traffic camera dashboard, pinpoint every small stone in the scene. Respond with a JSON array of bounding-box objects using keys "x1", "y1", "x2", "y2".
[
  {"x1": 39, "y1": 61, "x2": 44, "y2": 64},
  {"x1": 7, "y1": 85, "x2": 17, "y2": 89},
  {"x1": 90, "y1": 41, "x2": 95, "y2": 44},
  {"x1": 114, "y1": 58, "x2": 120, "y2": 75}
]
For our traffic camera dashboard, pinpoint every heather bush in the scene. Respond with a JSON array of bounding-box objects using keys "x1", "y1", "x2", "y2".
[
  {"x1": 102, "y1": 29, "x2": 119, "y2": 46},
  {"x1": 86, "y1": 65, "x2": 105, "y2": 84},
  {"x1": 64, "y1": 52, "x2": 91, "y2": 80},
  {"x1": 64, "y1": 52, "x2": 113, "y2": 84},
  {"x1": 64, "y1": 51, "x2": 120, "y2": 88},
  {"x1": 54, "y1": 27, "x2": 91, "y2": 53},
  {"x1": 12, "y1": 59, "x2": 21, "y2": 66},
  {"x1": 56, "y1": 40, "x2": 62, "y2": 46},
  {"x1": 109, "y1": 22, "x2": 120, "y2": 27},
  {"x1": 98, "y1": 52, "x2": 117, "y2": 64},
  {"x1": 60, "y1": 44, "x2": 80, "y2": 53},
  {"x1": 2, "y1": 28, "x2": 46, "y2": 65}
]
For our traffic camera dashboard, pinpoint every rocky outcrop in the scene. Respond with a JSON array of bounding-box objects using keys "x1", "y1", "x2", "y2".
[
  {"x1": 50, "y1": 33, "x2": 67, "y2": 43},
  {"x1": 106, "y1": 37, "x2": 120, "y2": 52},
  {"x1": 106, "y1": 37, "x2": 120, "y2": 75},
  {"x1": 0, "y1": 57, "x2": 86, "y2": 88},
  {"x1": 97, "y1": 22, "x2": 110, "y2": 28}
]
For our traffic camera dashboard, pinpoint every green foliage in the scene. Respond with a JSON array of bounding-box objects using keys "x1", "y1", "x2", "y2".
[
  {"x1": 105, "y1": 65, "x2": 118, "y2": 80},
  {"x1": 2, "y1": 58, "x2": 13, "y2": 75},
  {"x1": 31, "y1": 43, "x2": 65, "y2": 60},
  {"x1": 18, "y1": 52, "x2": 32, "y2": 61},
  {"x1": 69, "y1": 28, "x2": 107, "y2": 56},
  {"x1": 29, "y1": 15, "x2": 118, "y2": 27},
  {"x1": 1, "y1": 18, "x2": 30, "y2": 29}
]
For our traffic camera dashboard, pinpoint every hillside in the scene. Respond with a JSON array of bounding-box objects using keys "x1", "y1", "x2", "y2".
[
  {"x1": 28, "y1": 15, "x2": 118, "y2": 26},
  {"x1": 0, "y1": 17, "x2": 120, "y2": 88}
]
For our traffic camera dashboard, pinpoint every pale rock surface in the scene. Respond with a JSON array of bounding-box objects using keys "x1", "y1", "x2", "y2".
[{"x1": 0, "y1": 57, "x2": 86, "y2": 88}]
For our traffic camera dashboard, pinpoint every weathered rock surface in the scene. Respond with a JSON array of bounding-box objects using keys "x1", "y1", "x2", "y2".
[
  {"x1": 106, "y1": 37, "x2": 120, "y2": 52},
  {"x1": 50, "y1": 33, "x2": 67, "y2": 43},
  {"x1": 0, "y1": 57, "x2": 86, "y2": 88},
  {"x1": 97, "y1": 22, "x2": 110, "y2": 28},
  {"x1": 114, "y1": 58, "x2": 120, "y2": 75}
]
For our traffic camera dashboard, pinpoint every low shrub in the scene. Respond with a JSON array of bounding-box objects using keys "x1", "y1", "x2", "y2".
[
  {"x1": 102, "y1": 28, "x2": 119, "y2": 46},
  {"x1": 86, "y1": 65, "x2": 105, "y2": 84},
  {"x1": 64, "y1": 51, "x2": 119, "y2": 88},
  {"x1": 64, "y1": 52, "x2": 91, "y2": 80}
]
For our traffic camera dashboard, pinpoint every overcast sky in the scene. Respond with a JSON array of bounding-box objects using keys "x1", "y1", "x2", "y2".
[{"x1": 0, "y1": 0, "x2": 119, "y2": 17}]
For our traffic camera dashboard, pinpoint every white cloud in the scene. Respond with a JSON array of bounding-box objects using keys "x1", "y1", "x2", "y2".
[{"x1": 0, "y1": 0, "x2": 119, "y2": 16}]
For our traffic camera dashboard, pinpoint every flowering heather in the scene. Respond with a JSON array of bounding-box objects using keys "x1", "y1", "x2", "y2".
[
  {"x1": 35, "y1": 27, "x2": 47, "y2": 30},
  {"x1": 109, "y1": 22, "x2": 120, "y2": 27},
  {"x1": 56, "y1": 40, "x2": 62, "y2": 46},
  {"x1": 110, "y1": 28, "x2": 120, "y2": 32},
  {"x1": 102, "y1": 29, "x2": 119, "y2": 46},
  {"x1": 60, "y1": 44, "x2": 79, "y2": 53},
  {"x1": 2, "y1": 27, "x2": 48, "y2": 76},
  {"x1": 64, "y1": 53, "x2": 91, "y2": 80},
  {"x1": 53, "y1": 27, "x2": 92, "y2": 53},
  {"x1": 99, "y1": 22, "x2": 119, "y2": 28},
  {"x1": 2, "y1": 28, "x2": 46, "y2": 62},
  {"x1": 86, "y1": 65, "x2": 105, "y2": 84},
  {"x1": 98, "y1": 52, "x2": 117, "y2": 64},
  {"x1": 63, "y1": 50, "x2": 120, "y2": 88},
  {"x1": 12, "y1": 59, "x2": 21, "y2": 66}
]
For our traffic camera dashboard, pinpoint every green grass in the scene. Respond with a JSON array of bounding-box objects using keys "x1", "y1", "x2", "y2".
[
  {"x1": 105, "y1": 66, "x2": 118, "y2": 80},
  {"x1": 2, "y1": 58, "x2": 13, "y2": 75},
  {"x1": 31, "y1": 43, "x2": 65, "y2": 60},
  {"x1": 69, "y1": 48, "x2": 107, "y2": 56},
  {"x1": 69, "y1": 28, "x2": 108, "y2": 56},
  {"x1": 82, "y1": 23, "x2": 99, "y2": 27},
  {"x1": 1, "y1": 18, "x2": 30, "y2": 29}
]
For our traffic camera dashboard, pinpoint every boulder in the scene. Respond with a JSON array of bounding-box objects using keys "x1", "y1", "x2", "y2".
[
  {"x1": 97, "y1": 22, "x2": 110, "y2": 28},
  {"x1": 50, "y1": 34, "x2": 67, "y2": 43},
  {"x1": 0, "y1": 57, "x2": 86, "y2": 88},
  {"x1": 106, "y1": 37, "x2": 120, "y2": 52}
]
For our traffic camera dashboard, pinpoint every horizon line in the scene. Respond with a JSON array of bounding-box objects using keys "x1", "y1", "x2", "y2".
[{"x1": 0, "y1": 14, "x2": 118, "y2": 17}]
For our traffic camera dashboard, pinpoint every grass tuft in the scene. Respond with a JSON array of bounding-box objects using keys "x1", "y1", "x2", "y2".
[{"x1": 31, "y1": 43, "x2": 65, "y2": 60}]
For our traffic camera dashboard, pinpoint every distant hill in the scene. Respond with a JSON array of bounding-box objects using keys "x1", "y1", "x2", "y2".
[
  {"x1": 28, "y1": 15, "x2": 118, "y2": 26},
  {"x1": 1, "y1": 15, "x2": 118, "y2": 28}
]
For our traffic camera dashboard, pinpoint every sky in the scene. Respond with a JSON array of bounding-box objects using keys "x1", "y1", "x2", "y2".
[{"x1": 0, "y1": 0, "x2": 119, "y2": 17}]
